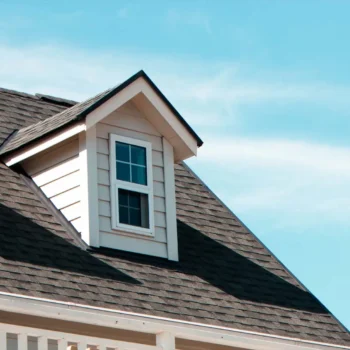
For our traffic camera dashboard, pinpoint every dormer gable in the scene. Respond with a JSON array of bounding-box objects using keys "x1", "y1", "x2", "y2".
[{"x1": 1, "y1": 71, "x2": 202, "y2": 261}]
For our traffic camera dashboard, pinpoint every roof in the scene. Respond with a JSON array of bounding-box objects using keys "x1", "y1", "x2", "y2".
[
  {"x1": 0, "y1": 87, "x2": 72, "y2": 146},
  {"x1": 0, "y1": 86, "x2": 349, "y2": 346},
  {"x1": 0, "y1": 71, "x2": 203, "y2": 156}
]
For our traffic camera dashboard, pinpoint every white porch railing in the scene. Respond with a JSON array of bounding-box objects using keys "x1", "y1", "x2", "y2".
[{"x1": 0, "y1": 323, "x2": 164, "y2": 350}]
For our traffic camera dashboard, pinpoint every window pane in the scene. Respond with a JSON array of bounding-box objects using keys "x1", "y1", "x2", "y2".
[
  {"x1": 119, "y1": 206, "x2": 129, "y2": 225},
  {"x1": 116, "y1": 142, "x2": 130, "y2": 162},
  {"x1": 132, "y1": 165, "x2": 147, "y2": 185},
  {"x1": 129, "y1": 191, "x2": 141, "y2": 209},
  {"x1": 118, "y1": 189, "x2": 129, "y2": 206},
  {"x1": 140, "y1": 193, "x2": 150, "y2": 228},
  {"x1": 129, "y1": 208, "x2": 141, "y2": 226},
  {"x1": 117, "y1": 189, "x2": 150, "y2": 229},
  {"x1": 131, "y1": 145, "x2": 146, "y2": 166},
  {"x1": 117, "y1": 162, "x2": 130, "y2": 182}
]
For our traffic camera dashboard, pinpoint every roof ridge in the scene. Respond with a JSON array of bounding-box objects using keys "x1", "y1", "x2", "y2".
[
  {"x1": 0, "y1": 87, "x2": 78, "y2": 108},
  {"x1": 0, "y1": 87, "x2": 38, "y2": 99}
]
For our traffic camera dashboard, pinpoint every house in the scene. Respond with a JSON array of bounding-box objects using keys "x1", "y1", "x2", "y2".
[{"x1": 0, "y1": 70, "x2": 348, "y2": 350}]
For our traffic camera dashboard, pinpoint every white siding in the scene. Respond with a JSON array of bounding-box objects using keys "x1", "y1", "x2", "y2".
[
  {"x1": 23, "y1": 137, "x2": 81, "y2": 233},
  {"x1": 97, "y1": 101, "x2": 168, "y2": 255}
]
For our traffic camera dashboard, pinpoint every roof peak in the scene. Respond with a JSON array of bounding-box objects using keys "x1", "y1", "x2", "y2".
[
  {"x1": 0, "y1": 87, "x2": 38, "y2": 99},
  {"x1": 0, "y1": 70, "x2": 203, "y2": 157}
]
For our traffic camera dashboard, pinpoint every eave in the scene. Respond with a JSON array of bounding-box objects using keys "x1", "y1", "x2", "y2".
[{"x1": 0, "y1": 292, "x2": 348, "y2": 350}]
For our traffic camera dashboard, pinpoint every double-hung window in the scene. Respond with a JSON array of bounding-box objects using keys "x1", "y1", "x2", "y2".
[{"x1": 110, "y1": 134, "x2": 154, "y2": 235}]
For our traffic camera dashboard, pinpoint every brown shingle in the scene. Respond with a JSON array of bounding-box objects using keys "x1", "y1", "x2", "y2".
[{"x1": 0, "y1": 87, "x2": 348, "y2": 346}]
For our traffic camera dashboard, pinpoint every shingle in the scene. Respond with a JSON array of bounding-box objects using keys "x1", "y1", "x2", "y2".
[
  {"x1": 0, "y1": 87, "x2": 348, "y2": 346},
  {"x1": 0, "y1": 88, "x2": 111, "y2": 155}
]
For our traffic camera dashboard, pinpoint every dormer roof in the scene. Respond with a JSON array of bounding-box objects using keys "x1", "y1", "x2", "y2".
[
  {"x1": 0, "y1": 82, "x2": 349, "y2": 347},
  {"x1": 0, "y1": 70, "x2": 203, "y2": 159}
]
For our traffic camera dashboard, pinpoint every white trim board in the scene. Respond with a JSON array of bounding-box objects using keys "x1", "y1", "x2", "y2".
[
  {"x1": 109, "y1": 134, "x2": 155, "y2": 237},
  {"x1": 86, "y1": 77, "x2": 198, "y2": 162},
  {"x1": 79, "y1": 126, "x2": 99, "y2": 247},
  {"x1": 162, "y1": 137, "x2": 178, "y2": 261},
  {"x1": 4, "y1": 123, "x2": 86, "y2": 167},
  {"x1": 0, "y1": 292, "x2": 347, "y2": 350}
]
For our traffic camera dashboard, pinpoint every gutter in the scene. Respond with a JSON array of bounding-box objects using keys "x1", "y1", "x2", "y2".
[{"x1": 0, "y1": 292, "x2": 348, "y2": 350}]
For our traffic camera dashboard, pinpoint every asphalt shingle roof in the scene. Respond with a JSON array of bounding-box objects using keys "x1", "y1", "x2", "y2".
[
  {"x1": 0, "y1": 86, "x2": 349, "y2": 346},
  {"x1": 0, "y1": 88, "x2": 110, "y2": 155},
  {"x1": 0, "y1": 87, "x2": 72, "y2": 146}
]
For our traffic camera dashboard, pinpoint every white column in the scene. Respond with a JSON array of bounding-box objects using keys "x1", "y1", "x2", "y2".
[
  {"x1": 79, "y1": 126, "x2": 100, "y2": 247},
  {"x1": 156, "y1": 332, "x2": 175, "y2": 350}
]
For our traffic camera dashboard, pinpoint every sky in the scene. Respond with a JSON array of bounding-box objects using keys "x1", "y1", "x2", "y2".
[{"x1": 1, "y1": 0, "x2": 349, "y2": 330}]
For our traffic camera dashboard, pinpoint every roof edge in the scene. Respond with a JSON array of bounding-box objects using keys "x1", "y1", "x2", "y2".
[
  {"x1": 181, "y1": 161, "x2": 350, "y2": 336},
  {"x1": 0, "y1": 291, "x2": 348, "y2": 349},
  {"x1": 0, "y1": 70, "x2": 203, "y2": 159},
  {"x1": 1, "y1": 121, "x2": 85, "y2": 165},
  {"x1": 77, "y1": 70, "x2": 203, "y2": 147}
]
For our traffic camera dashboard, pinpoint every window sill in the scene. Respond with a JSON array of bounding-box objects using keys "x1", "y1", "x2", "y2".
[{"x1": 111, "y1": 225, "x2": 155, "y2": 238}]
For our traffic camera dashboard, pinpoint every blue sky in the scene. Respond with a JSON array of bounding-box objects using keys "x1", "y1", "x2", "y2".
[{"x1": 1, "y1": 0, "x2": 349, "y2": 329}]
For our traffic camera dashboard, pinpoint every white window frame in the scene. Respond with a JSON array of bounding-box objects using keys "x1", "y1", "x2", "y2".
[{"x1": 109, "y1": 134, "x2": 155, "y2": 236}]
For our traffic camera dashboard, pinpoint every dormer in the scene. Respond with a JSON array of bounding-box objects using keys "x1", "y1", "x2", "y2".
[{"x1": 0, "y1": 71, "x2": 202, "y2": 261}]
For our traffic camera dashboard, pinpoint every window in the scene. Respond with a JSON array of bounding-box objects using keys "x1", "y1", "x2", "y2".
[
  {"x1": 110, "y1": 135, "x2": 154, "y2": 235},
  {"x1": 116, "y1": 142, "x2": 147, "y2": 185}
]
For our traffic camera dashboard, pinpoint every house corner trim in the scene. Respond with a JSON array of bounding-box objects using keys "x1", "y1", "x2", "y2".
[
  {"x1": 79, "y1": 126, "x2": 99, "y2": 247},
  {"x1": 162, "y1": 137, "x2": 178, "y2": 261}
]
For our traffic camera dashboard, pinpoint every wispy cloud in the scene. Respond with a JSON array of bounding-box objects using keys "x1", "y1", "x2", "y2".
[
  {"x1": 1, "y1": 44, "x2": 349, "y2": 105},
  {"x1": 1, "y1": 43, "x2": 350, "y2": 131},
  {"x1": 199, "y1": 137, "x2": 350, "y2": 174},
  {"x1": 2, "y1": 39, "x2": 350, "y2": 206},
  {"x1": 166, "y1": 9, "x2": 212, "y2": 34},
  {"x1": 191, "y1": 136, "x2": 350, "y2": 230}
]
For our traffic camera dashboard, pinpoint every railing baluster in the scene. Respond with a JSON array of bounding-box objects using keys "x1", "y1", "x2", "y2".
[
  {"x1": 0, "y1": 331, "x2": 6, "y2": 350},
  {"x1": 77, "y1": 342, "x2": 87, "y2": 350},
  {"x1": 17, "y1": 333, "x2": 27, "y2": 350},
  {"x1": 0, "y1": 323, "x2": 161, "y2": 350},
  {"x1": 97, "y1": 340, "x2": 109, "y2": 350},
  {"x1": 37, "y1": 336, "x2": 48, "y2": 350},
  {"x1": 58, "y1": 339, "x2": 68, "y2": 350}
]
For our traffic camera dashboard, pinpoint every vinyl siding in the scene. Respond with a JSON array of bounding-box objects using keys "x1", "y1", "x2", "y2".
[{"x1": 22, "y1": 137, "x2": 82, "y2": 233}]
